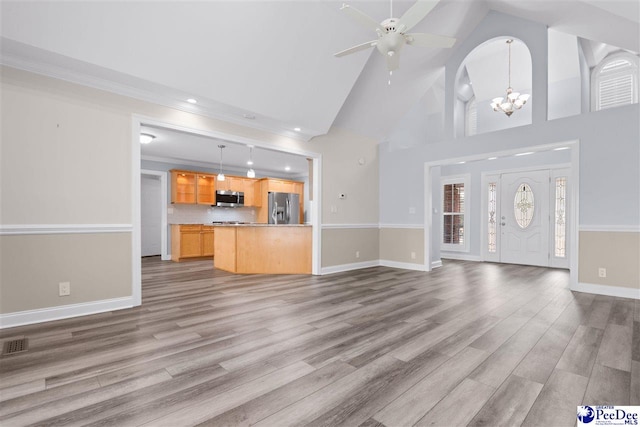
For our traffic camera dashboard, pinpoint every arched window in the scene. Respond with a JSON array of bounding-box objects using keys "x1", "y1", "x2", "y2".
[
  {"x1": 592, "y1": 52, "x2": 639, "y2": 111},
  {"x1": 465, "y1": 96, "x2": 477, "y2": 136}
]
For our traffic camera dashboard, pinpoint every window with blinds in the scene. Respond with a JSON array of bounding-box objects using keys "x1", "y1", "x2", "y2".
[
  {"x1": 443, "y1": 182, "x2": 465, "y2": 246},
  {"x1": 593, "y1": 53, "x2": 638, "y2": 111}
]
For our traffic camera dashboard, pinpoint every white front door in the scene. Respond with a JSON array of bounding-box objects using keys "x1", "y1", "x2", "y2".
[{"x1": 499, "y1": 170, "x2": 550, "y2": 267}]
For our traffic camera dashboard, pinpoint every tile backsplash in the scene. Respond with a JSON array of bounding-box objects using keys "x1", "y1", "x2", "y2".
[{"x1": 168, "y1": 204, "x2": 257, "y2": 224}]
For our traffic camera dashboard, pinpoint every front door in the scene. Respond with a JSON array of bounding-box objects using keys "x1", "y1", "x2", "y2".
[{"x1": 499, "y1": 170, "x2": 550, "y2": 267}]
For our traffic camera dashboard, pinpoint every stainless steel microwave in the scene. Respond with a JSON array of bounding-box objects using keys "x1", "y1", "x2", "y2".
[{"x1": 215, "y1": 191, "x2": 244, "y2": 207}]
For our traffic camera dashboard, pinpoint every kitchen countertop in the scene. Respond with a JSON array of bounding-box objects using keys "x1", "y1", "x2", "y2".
[
  {"x1": 208, "y1": 223, "x2": 311, "y2": 227},
  {"x1": 170, "y1": 222, "x2": 310, "y2": 227}
]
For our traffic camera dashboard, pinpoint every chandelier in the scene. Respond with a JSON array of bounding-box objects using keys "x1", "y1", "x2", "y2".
[{"x1": 490, "y1": 39, "x2": 530, "y2": 117}]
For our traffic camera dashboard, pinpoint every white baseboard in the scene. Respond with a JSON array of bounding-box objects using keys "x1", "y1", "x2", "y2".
[
  {"x1": 162, "y1": 254, "x2": 172, "y2": 261},
  {"x1": 432, "y1": 260, "x2": 443, "y2": 269},
  {"x1": 572, "y1": 282, "x2": 640, "y2": 300},
  {"x1": 321, "y1": 258, "x2": 432, "y2": 275},
  {"x1": 0, "y1": 296, "x2": 135, "y2": 329},
  {"x1": 379, "y1": 260, "x2": 428, "y2": 271},
  {"x1": 441, "y1": 253, "x2": 482, "y2": 262},
  {"x1": 321, "y1": 260, "x2": 379, "y2": 275}
]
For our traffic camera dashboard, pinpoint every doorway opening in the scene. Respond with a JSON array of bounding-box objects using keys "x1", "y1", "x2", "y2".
[
  {"x1": 130, "y1": 116, "x2": 323, "y2": 308},
  {"x1": 423, "y1": 140, "x2": 579, "y2": 288}
]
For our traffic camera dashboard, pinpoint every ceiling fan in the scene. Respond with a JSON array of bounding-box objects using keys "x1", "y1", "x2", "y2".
[{"x1": 334, "y1": 0, "x2": 455, "y2": 72}]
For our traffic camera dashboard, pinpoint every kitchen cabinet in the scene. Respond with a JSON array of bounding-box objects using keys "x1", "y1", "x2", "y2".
[
  {"x1": 216, "y1": 176, "x2": 259, "y2": 207},
  {"x1": 171, "y1": 225, "x2": 215, "y2": 261},
  {"x1": 196, "y1": 174, "x2": 216, "y2": 205},
  {"x1": 170, "y1": 169, "x2": 297, "y2": 211},
  {"x1": 171, "y1": 170, "x2": 216, "y2": 205},
  {"x1": 256, "y1": 178, "x2": 304, "y2": 223},
  {"x1": 242, "y1": 178, "x2": 259, "y2": 207},
  {"x1": 171, "y1": 171, "x2": 197, "y2": 204},
  {"x1": 201, "y1": 225, "x2": 215, "y2": 257},
  {"x1": 213, "y1": 225, "x2": 311, "y2": 274},
  {"x1": 216, "y1": 176, "x2": 244, "y2": 192}
]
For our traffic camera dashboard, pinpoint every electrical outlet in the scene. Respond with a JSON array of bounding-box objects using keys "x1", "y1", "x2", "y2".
[
  {"x1": 598, "y1": 268, "x2": 607, "y2": 278},
  {"x1": 355, "y1": 251, "x2": 360, "y2": 259},
  {"x1": 330, "y1": 205, "x2": 338, "y2": 213},
  {"x1": 411, "y1": 252, "x2": 416, "y2": 260},
  {"x1": 59, "y1": 282, "x2": 71, "y2": 296}
]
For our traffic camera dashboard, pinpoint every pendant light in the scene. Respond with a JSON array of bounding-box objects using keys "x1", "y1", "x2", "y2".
[
  {"x1": 490, "y1": 39, "x2": 530, "y2": 117},
  {"x1": 246, "y1": 145, "x2": 255, "y2": 178},
  {"x1": 217, "y1": 144, "x2": 226, "y2": 182}
]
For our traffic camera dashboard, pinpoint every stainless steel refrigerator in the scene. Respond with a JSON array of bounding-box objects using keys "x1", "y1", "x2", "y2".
[{"x1": 268, "y1": 192, "x2": 300, "y2": 224}]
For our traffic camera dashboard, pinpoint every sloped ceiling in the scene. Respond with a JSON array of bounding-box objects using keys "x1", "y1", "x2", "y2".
[{"x1": 1, "y1": 0, "x2": 638, "y2": 143}]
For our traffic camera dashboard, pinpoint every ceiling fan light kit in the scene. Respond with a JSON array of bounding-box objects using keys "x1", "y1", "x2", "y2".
[
  {"x1": 334, "y1": 0, "x2": 456, "y2": 73},
  {"x1": 490, "y1": 39, "x2": 530, "y2": 117}
]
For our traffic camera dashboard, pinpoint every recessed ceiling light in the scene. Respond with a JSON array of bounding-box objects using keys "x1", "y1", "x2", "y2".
[
  {"x1": 247, "y1": 160, "x2": 254, "y2": 165},
  {"x1": 554, "y1": 146, "x2": 570, "y2": 151},
  {"x1": 457, "y1": 161, "x2": 466, "y2": 164},
  {"x1": 187, "y1": 98, "x2": 197, "y2": 104},
  {"x1": 285, "y1": 166, "x2": 291, "y2": 171},
  {"x1": 515, "y1": 152, "x2": 535, "y2": 156},
  {"x1": 487, "y1": 157, "x2": 498, "y2": 160},
  {"x1": 294, "y1": 127, "x2": 301, "y2": 132},
  {"x1": 139, "y1": 133, "x2": 155, "y2": 144}
]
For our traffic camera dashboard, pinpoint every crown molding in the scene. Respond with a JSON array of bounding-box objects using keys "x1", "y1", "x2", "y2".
[{"x1": 0, "y1": 38, "x2": 320, "y2": 142}]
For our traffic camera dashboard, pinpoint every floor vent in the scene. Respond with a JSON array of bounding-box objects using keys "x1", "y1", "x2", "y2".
[{"x1": 2, "y1": 338, "x2": 28, "y2": 356}]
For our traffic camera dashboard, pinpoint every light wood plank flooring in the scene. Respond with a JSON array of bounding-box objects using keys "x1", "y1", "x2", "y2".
[{"x1": 0, "y1": 258, "x2": 637, "y2": 426}]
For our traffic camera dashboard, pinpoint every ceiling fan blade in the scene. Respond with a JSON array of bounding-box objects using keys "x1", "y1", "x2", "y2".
[
  {"x1": 386, "y1": 52, "x2": 400, "y2": 71},
  {"x1": 405, "y1": 32, "x2": 456, "y2": 48},
  {"x1": 398, "y1": 0, "x2": 441, "y2": 33},
  {"x1": 340, "y1": 4, "x2": 385, "y2": 33},
  {"x1": 334, "y1": 40, "x2": 377, "y2": 57}
]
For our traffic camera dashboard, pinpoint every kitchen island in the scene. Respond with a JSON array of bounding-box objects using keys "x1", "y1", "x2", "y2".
[{"x1": 213, "y1": 224, "x2": 312, "y2": 274}]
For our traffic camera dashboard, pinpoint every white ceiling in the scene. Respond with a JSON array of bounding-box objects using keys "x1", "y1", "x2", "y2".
[
  {"x1": 140, "y1": 125, "x2": 310, "y2": 176},
  {"x1": 1, "y1": 0, "x2": 638, "y2": 142}
]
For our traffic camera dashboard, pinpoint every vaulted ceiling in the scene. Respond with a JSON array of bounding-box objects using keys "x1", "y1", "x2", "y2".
[{"x1": 1, "y1": 0, "x2": 638, "y2": 143}]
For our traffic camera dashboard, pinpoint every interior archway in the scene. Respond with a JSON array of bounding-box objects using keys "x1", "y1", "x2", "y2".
[{"x1": 454, "y1": 37, "x2": 533, "y2": 137}]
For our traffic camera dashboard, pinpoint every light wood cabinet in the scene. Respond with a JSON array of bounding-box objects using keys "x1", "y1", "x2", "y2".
[
  {"x1": 170, "y1": 169, "x2": 296, "y2": 211},
  {"x1": 216, "y1": 176, "x2": 243, "y2": 192},
  {"x1": 242, "y1": 178, "x2": 259, "y2": 207},
  {"x1": 202, "y1": 225, "x2": 215, "y2": 257},
  {"x1": 215, "y1": 176, "x2": 259, "y2": 207},
  {"x1": 214, "y1": 225, "x2": 311, "y2": 274},
  {"x1": 171, "y1": 225, "x2": 215, "y2": 261},
  {"x1": 171, "y1": 170, "x2": 216, "y2": 205},
  {"x1": 256, "y1": 178, "x2": 304, "y2": 223},
  {"x1": 171, "y1": 171, "x2": 197, "y2": 204},
  {"x1": 196, "y1": 174, "x2": 216, "y2": 205}
]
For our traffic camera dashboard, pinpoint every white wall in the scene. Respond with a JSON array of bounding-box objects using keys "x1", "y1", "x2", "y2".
[{"x1": 379, "y1": 9, "x2": 640, "y2": 295}]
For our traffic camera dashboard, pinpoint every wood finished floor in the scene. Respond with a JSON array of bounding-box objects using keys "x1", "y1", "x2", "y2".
[{"x1": 0, "y1": 258, "x2": 638, "y2": 426}]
